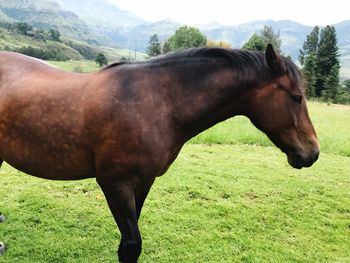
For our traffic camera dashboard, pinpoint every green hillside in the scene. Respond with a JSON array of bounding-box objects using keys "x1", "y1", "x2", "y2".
[
  {"x1": 0, "y1": 27, "x2": 145, "y2": 62},
  {"x1": 0, "y1": 0, "x2": 94, "y2": 43},
  {"x1": 0, "y1": 28, "x2": 82, "y2": 60}
]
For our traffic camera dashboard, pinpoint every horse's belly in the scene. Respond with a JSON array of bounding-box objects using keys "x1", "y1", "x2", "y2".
[
  {"x1": 0, "y1": 89, "x2": 96, "y2": 179},
  {"x1": 0, "y1": 139, "x2": 95, "y2": 180},
  {"x1": 3, "y1": 153, "x2": 95, "y2": 180}
]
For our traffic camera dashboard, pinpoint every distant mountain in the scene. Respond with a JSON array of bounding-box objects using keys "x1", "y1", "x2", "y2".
[
  {"x1": 123, "y1": 19, "x2": 180, "y2": 50},
  {"x1": 55, "y1": 0, "x2": 145, "y2": 47},
  {"x1": 0, "y1": 0, "x2": 95, "y2": 43},
  {"x1": 56, "y1": 0, "x2": 144, "y2": 29}
]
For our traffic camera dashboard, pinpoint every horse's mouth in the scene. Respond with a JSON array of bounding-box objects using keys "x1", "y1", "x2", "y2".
[
  {"x1": 287, "y1": 154, "x2": 303, "y2": 169},
  {"x1": 287, "y1": 150, "x2": 319, "y2": 169}
]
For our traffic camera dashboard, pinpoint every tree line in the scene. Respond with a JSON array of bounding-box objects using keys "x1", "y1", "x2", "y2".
[
  {"x1": 146, "y1": 25, "x2": 349, "y2": 104},
  {"x1": 0, "y1": 21, "x2": 61, "y2": 42},
  {"x1": 145, "y1": 25, "x2": 282, "y2": 58}
]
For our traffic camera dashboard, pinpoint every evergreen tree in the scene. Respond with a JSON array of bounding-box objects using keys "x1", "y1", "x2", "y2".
[
  {"x1": 299, "y1": 25, "x2": 340, "y2": 101},
  {"x1": 299, "y1": 26, "x2": 319, "y2": 66},
  {"x1": 299, "y1": 26, "x2": 320, "y2": 98},
  {"x1": 315, "y1": 25, "x2": 340, "y2": 97},
  {"x1": 303, "y1": 53, "x2": 317, "y2": 97},
  {"x1": 322, "y1": 64, "x2": 340, "y2": 101},
  {"x1": 146, "y1": 34, "x2": 162, "y2": 58}
]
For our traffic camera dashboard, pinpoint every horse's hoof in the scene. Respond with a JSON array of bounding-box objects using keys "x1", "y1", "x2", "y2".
[
  {"x1": 0, "y1": 242, "x2": 5, "y2": 255},
  {"x1": 0, "y1": 213, "x2": 5, "y2": 223}
]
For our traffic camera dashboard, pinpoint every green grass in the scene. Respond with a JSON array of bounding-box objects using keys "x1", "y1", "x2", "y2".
[
  {"x1": 0, "y1": 101, "x2": 349, "y2": 262},
  {"x1": 49, "y1": 60, "x2": 100, "y2": 73},
  {"x1": 0, "y1": 145, "x2": 349, "y2": 263}
]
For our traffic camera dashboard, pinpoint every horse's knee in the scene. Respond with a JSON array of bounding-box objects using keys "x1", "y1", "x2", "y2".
[{"x1": 118, "y1": 239, "x2": 142, "y2": 263}]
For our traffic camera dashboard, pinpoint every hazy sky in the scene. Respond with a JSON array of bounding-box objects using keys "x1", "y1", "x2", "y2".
[{"x1": 108, "y1": 0, "x2": 348, "y2": 26}]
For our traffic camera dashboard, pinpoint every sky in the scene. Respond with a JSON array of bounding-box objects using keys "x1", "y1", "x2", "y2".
[{"x1": 108, "y1": 0, "x2": 349, "y2": 26}]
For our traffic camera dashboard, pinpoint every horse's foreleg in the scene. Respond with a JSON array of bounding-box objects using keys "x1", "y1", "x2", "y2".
[
  {"x1": 97, "y1": 179, "x2": 141, "y2": 263},
  {"x1": 135, "y1": 178, "x2": 155, "y2": 221}
]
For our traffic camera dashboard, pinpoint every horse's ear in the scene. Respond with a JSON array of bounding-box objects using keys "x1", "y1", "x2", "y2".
[{"x1": 265, "y1": 44, "x2": 283, "y2": 73}]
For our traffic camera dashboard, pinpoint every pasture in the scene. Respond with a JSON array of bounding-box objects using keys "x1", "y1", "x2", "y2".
[
  {"x1": 49, "y1": 60, "x2": 100, "y2": 73},
  {"x1": 0, "y1": 100, "x2": 349, "y2": 263}
]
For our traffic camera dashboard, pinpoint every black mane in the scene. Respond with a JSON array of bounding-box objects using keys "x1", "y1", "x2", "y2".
[{"x1": 105, "y1": 47, "x2": 301, "y2": 85}]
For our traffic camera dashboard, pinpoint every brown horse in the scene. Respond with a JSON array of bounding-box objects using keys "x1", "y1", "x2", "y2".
[{"x1": 0, "y1": 45, "x2": 319, "y2": 262}]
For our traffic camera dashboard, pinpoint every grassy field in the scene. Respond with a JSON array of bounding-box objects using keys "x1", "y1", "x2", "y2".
[
  {"x1": 49, "y1": 60, "x2": 100, "y2": 73},
  {"x1": 0, "y1": 97, "x2": 349, "y2": 262}
]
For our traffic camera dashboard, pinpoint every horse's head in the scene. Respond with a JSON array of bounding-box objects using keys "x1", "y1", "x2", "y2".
[{"x1": 247, "y1": 45, "x2": 319, "y2": 169}]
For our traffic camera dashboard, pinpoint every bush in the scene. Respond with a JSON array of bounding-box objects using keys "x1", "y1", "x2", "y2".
[
  {"x1": 14, "y1": 46, "x2": 69, "y2": 61},
  {"x1": 64, "y1": 40, "x2": 98, "y2": 60},
  {"x1": 335, "y1": 88, "x2": 350, "y2": 104},
  {"x1": 15, "y1": 22, "x2": 33, "y2": 35}
]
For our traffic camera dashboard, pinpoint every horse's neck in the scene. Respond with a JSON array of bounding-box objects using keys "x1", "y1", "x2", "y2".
[{"x1": 169, "y1": 61, "x2": 257, "y2": 140}]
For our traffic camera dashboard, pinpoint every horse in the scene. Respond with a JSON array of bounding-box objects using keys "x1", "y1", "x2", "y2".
[{"x1": 0, "y1": 44, "x2": 319, "y2": 262}]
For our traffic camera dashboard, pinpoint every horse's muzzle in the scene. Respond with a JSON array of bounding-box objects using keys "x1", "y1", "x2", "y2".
[{"x1": 287, "y1": 149, "x2": 320, "y2": 169}]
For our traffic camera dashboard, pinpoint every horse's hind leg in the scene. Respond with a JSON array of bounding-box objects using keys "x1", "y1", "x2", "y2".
[{"x1": 97, "y1": 178, "x2": 141, "y2": 263}]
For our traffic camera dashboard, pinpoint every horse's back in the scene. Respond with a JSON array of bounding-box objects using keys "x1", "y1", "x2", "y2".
[
  {"x1": 0, "y1": 51, "x2": 79, "y2": 85},
  {"x1": 0, "y1": 51, "x2": 64, "y2": 70}
]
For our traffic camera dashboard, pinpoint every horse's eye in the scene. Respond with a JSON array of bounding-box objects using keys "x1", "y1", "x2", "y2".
[{"x1": 292, "y1": 95, "x2": 302, "y2": 104}]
